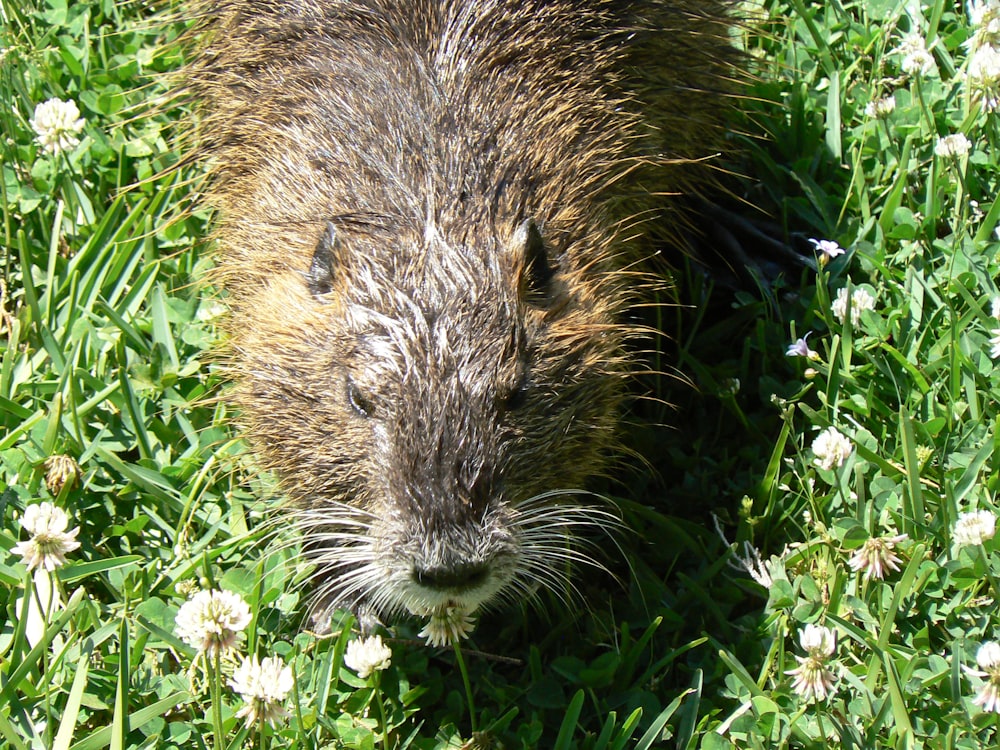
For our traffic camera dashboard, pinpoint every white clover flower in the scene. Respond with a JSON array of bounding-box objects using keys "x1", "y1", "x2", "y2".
[
  {"x1": 12, "y1": 502, "x2": 81, "y2": 571},
  {"x1": 343, "y1": 634, "x2": 392, "y2": 678},
  {"x1": 831, "y1": 286, "x2": 876, "y2": 327},
  {"x1": 915, "y1": 444, "x2": 934, "y2": 465},
  {"x1": 800, "y1": 623, "x2": 836, "y2": 656},
  {"x1": 195, "y1": 300, "x2": 228, "y2": 322},
  {"x1": 864, "y1": 95, "x2": 896, "y2": 119},
  {"x1": 979, "y1": 642, "x2": 1000, "y2": 670},
  {"x1": 736, "y1": 542, "x2": 775, "y2": 588},
  {"x1": 954, "y1": 510, "x2": 997, "y2": 546},
  {"x1": 990, "y1": 328, "x2": 1000, "y2": 359},
  {"x1": 970, "y1": 0, "x2": 1000, "y2": 29},
  {"x1": 418, "y1": 605, "x2": 476, "y2": 647},
  {"x1": 230, "y1": 654, "x2": 294, "y2": 727},
  {"x1": 174, "y1": 589, "x2": 252, "y2": 656},
  {"x1": 811, "y1": 427, "x2": 853, "y2": 471},
  {"x1": 786, "y1": 624, "x2": 838, "y2": 701},
  {"x1": 988, "y1": 299, "x2": 1000, "y2": 358},
  {"x1": 43, "y1": 454, "x2": 80, "y2": 496},
  {"x1": 935, "y1": 133, "x2": 972, "y2": 159},
  {"x1": 969, "y1": 45, "x2": 1000, "y2": 111},
  {"x1": 969, "y1": 0, "x2": 1000, "y2": 51},
  {"x1": 967, "y1": 641, "x2": 1000, "y2": 712},
  {"x1": 786, "y1": 334, "x2": 818, "y2": 359},
  {"x1": 848, "y1": 533, "x2": 907, "y2": 580},
  {"x1": 894, "y1": 33, "x2": 936, "y2": 76},
  {"x1": 29, "y1": 98, "x2": 85, "y2": 155},
  {"x1": 713, "y1": 513, "x2": 779, "y2": 588}
]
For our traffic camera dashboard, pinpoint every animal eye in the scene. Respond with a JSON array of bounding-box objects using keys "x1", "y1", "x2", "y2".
[
  {"x1": 306, "y1": 222, "x2": 338, "y2": 299},
  {"x1": 513, "y1": 218, "x2": 554, "y2": 308},
  {"x1": 346, "y1": 379, "x2": 375, "y2": 418},
  {"x1": 502, "y1": 376, "x2": 529, "y2": 412}
]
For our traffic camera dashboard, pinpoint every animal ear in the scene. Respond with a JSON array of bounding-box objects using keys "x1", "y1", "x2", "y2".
[
  {"x1": 513, "y1": 218, "x2": 554, "y2": 307},
  {"x1": 306, "y1": 222, "x2": 338, "y2": 298}
]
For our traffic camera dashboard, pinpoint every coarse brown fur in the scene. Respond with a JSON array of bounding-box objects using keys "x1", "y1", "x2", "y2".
[{"x1": 182, "y1": 0, "x2": 742, "y2": 622}]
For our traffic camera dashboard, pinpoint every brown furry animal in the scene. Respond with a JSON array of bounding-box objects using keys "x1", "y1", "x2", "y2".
[{"x1": 184, "y1": 0, "x2": 740, "y2": 623}]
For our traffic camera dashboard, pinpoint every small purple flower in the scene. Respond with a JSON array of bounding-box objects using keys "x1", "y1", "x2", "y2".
[
  {"x1": 786, "y1": 333, "x2": 818, "y2": 359},
  {"x1": 809, "y1": 238, "x2": 846, "y2": 262}
]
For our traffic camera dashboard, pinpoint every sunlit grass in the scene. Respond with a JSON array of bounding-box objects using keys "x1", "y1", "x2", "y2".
[{"x1": 3, "y1": 0, "x2": 1000, "y2": 747}]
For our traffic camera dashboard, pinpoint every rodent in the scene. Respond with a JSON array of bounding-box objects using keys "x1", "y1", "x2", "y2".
[{"x1": 183, "y1": 0, "x2": 740, "y2": 625}]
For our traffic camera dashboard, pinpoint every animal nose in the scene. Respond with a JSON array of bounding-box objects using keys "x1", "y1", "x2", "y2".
[{"x1": 413, "y1": 561, "x2": 489, "y2": 591}]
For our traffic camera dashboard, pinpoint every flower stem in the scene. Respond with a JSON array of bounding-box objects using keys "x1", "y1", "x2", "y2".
[
  {"x1": 453, "y1": 641, "x2": 477, "y2": 735},
  {"x1": 374, "y1": 673, "x2": 390, "y2": 750},
  {"x1": 211, "y1": 650, "x2": 226, "y2": 750},
  {"x1": 979, "y1": 545, "x2": 1000, "y2": 602},
  {"x1": 34, "y1": 572, "x2": 54, "y2": 748},
  {"x1": 914, "y1": 76, "x2": 934, "y2": 136}
]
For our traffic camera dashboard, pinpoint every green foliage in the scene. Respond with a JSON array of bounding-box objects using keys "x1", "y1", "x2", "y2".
[{"x1": 4, "y1": 0, "x2": 1000, "y2": 747}]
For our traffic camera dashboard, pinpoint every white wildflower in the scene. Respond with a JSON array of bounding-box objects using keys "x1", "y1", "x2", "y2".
[
  {"x1": 344, "y1": 634, "x2": 392, "y2": 679},
  {"x1": 970, "y1": 0, "x2": 1000, "y2": 28},
  {"x1": 736, "y1": 542, "x2": 774, "y2": 588},
  {"x1": 29, "y1": 98, "x2": 85, "y2": 155},
  {"x1": 979, "y1": 641, "x2": 1000, "y2": 668},
  {"x1": 935, "y1": 133, "x2": 972, "y2": 158},
  {"x1": 990, "y1": 329, "x2": 1000, "y2": 359},
  {"x1": 953, "y1": 510, "x2": 997, "y2": 546},
  {"x1": 714, "y1": 513, "x2": 777, "y2": 588},
  {"x1": 43, "y1": 454, "x2": 80, "y2": 496},
  {"x1": 786, "y1": 624, "x2": 838, "y2": 701},
  {"x1": 969, "y1": 44, "x2": 1000, "y2": 111},
  {"x1": 967, "y1": 641, "x2": 1000, "y2": 713},
  {"x1": 12, "y1": 502, "x2": 81, "y2": 571},
  {"x1": 864, "y1": 95, "x2": 896, "y2": 119},
  {"x1": 969, "y1": 0, "x2": 1000, "y2": 51},
  {"x1": 809, "y1": 238, "x2": 846, "y2": 262},
  {"x1": 915, "y1": 444, "x2": 934, "y2": 465},
  {"x1": 230, "y1": 654, "x2": 294, "y2": 727},
  {"x1": 812, "y1": 427, "x2": 853, "y2": 471},
  {"x1": 174, "y1": 589, "x2": 252, "y2": 656},
  {"x1": 800, "y1": 623, "x2": 836, "y2": 656},
  {"x1": 418, "y1": 605, "x2": 477, "y2": 647},
  {"x1": 831, "y1": 286, "x2": 876, "y2": 327},
  {"x1": 786, "y1": 333, "x2": 819, "y2": 359},
  {"x1": 988, "y1": 299, "x2": 1000, "y2": 358},
  {"x1": 195, "y1": 300, "x2": 227, "y2": 322},
  {"x1": 894, "y1": 33, "x2": 936, "y2": 76},
  {"x1": 847, "y1": 533, "x2": 908, "y2": 580}
]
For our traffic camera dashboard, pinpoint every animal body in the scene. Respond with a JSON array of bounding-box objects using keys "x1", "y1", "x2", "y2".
[{"x1": 184, "y1": 0, "x2": 740, "y2": 623}]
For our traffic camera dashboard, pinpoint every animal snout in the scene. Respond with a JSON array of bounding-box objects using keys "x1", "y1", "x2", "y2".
[{"x1": 412, "y1": 560, "x2": 490, "y2": 591}]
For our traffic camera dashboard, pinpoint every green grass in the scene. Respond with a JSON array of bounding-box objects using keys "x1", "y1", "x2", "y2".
[{"x1": 4, "y1": 0, "x2": 1000, "y2": 747}]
